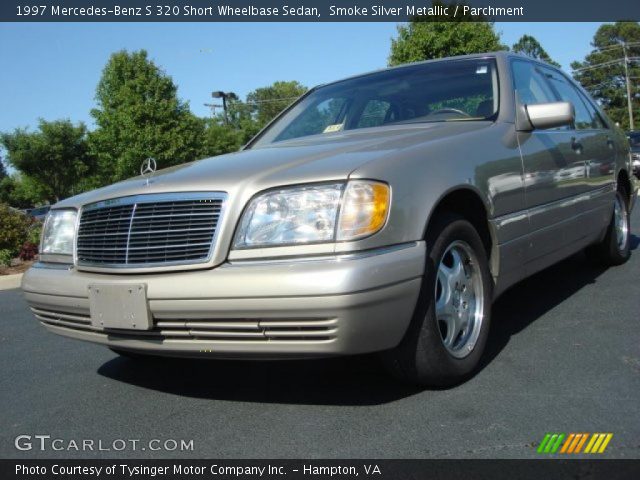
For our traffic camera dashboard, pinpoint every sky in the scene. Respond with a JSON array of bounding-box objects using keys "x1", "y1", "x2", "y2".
[{"x1": 0, "y1": 22, "x2": 603, "y2": 135}]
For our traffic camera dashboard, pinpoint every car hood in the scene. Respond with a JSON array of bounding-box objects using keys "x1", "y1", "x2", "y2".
[{"x1": 55, "y1": 121, "x2": 491, "y2": 209}]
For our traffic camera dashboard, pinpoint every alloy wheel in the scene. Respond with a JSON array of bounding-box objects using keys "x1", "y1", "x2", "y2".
[
  {"x1": 614, "y1": 194, "x2": 629, "y2": 252},
  {"x1": 435, "y1": 240, "x2": 485, "y2": 358}
]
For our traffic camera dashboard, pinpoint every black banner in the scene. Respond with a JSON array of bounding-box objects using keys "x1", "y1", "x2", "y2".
[
  {"x1": 3, "y1": 459, "x2": 640, "y2": 480},
  {"x1": 0, "y1": 0, "x2": 639, "y2": 22}
]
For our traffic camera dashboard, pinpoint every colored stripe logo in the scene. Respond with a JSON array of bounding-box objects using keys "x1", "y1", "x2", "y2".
[{"x1": 537, "y1": 433, "x2": 613, "y2": 454}]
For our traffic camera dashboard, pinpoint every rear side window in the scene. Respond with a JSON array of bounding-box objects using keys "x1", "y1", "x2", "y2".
[{"x1": 511, "y1": 60, "x2": 555, "y2": 105}]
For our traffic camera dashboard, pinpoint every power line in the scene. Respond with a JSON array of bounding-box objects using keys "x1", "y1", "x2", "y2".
[
  {"x1": 583, "y1": 79, "x2": 621, "y2": 90},
  {"x1": 571, "y1": 42, "x2": 639, "y2": 130},
  {"x1": 589, "y1": 41, "x2": 640, "y2": 54},
  {"x1": 572, "y1": 57, "x2": 640, "y2": 73}
]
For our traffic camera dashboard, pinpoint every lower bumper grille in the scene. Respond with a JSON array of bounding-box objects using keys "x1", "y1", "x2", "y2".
[{"x1": 33, "y1": 308, "x2": 337, "y2": 342}]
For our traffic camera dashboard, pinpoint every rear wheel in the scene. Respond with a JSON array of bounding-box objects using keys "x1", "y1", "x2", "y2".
[
  {"x1": 586, "y1": 190, "x2": 630, "y2": 266},
  {"x1": 382, "y1": 213, "x2": 492, "y2": 386}
]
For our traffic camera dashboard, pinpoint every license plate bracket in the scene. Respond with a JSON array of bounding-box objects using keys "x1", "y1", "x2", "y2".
[{"x1": 88, "y1": 284, "x2": 152, "y2": 330}]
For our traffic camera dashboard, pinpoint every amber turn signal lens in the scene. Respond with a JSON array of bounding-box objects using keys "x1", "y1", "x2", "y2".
[{"x1": 337, "y1": 181, "x2": 390, "y2": 241}]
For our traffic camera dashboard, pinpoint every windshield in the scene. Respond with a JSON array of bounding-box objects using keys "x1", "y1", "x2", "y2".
[
  {"x1": 251, "y1": 58, "x2": 499, "y2": 147},
  {"x1": 629, "y1": 133, "x2": 640, "y2": 148}
]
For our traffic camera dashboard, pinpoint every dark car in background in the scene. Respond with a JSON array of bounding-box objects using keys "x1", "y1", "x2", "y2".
[
  {"x1": 26, "y1": 205, "x2": 51, "y2": 222},
  {"x1": 628, "y1": 131, "x2": 640, "y2": 179}
]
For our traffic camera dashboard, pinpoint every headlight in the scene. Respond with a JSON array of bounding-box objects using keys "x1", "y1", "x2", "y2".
[
  {"x1": 41, "y1": 209, "x2": 77, "y2": 258},
  {"x1": 233, "y1": 180, "x2": 390, "y2": 249}
]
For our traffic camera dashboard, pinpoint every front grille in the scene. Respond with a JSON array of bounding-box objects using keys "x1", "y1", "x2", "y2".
[
  {"x1": 76, "y1": 192, "x2": 225, "y2": 268},
  {"x1": 33, "y1": 307, "x2": 337, "y2": 343}
]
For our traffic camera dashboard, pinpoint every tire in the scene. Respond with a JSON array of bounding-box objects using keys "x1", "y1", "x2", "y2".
[
  {"x1": 382, "y1": 213, "x2": 493, "y2": 387},
  {"x1": 586, "y1": 189, "x2": 631, "y2": 266}
]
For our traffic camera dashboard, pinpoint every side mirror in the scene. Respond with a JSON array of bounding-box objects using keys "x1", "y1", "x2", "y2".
[{"x1": 525, "y1": 101, "x2": 575, "y2": 130}]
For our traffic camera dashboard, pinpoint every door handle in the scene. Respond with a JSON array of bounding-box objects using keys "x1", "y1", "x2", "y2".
[{"x1": 571, "y1": 137, "x2": 583, "y2": 154}]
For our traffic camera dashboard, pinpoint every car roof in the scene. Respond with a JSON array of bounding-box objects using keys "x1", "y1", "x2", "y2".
[{"x1": 313, "y1": 51, "x2": 558, "y2": 90}]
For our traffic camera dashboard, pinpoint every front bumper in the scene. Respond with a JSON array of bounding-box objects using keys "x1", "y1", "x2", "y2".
[{"x1": 22, "y1": 242, "x2": 425, "y2": 358}]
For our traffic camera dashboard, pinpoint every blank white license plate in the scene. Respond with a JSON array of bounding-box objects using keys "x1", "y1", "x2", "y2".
[{"x1": 88, "y1": 284, "x2": 152, "y2": 330}]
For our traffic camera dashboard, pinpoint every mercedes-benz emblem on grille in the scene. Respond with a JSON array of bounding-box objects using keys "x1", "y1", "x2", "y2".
[{"x1": 140, "y1": 157, "x2": 157, "y2": 185}]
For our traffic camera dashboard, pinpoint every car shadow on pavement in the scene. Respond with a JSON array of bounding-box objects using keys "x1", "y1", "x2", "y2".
[
  {"x1": 97, "y1": 353, "x2": 420, "y2": 406},
  {"x1": 480, "y1": 235, "x2": 639, "y2": 371},
  {"x1": 97, "y1": 235, "x2": 639, "y2": 405}
]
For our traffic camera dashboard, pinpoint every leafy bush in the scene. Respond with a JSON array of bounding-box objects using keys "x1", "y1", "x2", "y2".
[
  {"x1": 19, "y1": 242, "x2": 38, "y2": 261},
  {"x1": 0, "y1": 203, "x2": 32, "y2": 255},
  {"x1": 0, "y1": 249, "x2": 13, "y2": 267},
  {"x1": 27, "y1": 222, "x2": 42, "y2": 245}
]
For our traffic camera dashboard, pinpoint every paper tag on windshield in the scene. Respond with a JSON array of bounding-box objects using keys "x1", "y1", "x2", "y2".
[
  {"x1": 476, "y1": 65, "x2": 488, "y2": 74},
  {"x1": 323, "y1": 123, "x2": 344, "y2": 133}
]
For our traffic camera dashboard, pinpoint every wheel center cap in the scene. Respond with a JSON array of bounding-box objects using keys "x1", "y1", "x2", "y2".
[{"x1": 453, "y1": 290, "x2": 461, "y2": 308}]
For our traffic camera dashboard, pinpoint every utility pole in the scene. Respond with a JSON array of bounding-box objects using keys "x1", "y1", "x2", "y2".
[
  {"x1": 203, "y1": 102, "x2": 222, "y2": 117},
  {"x1": 622, "y1": 42, "x2": 635, "y2": 131},
  {"x1": 573, "y1": 42, "x2": 640, "y2": 132},
  {"x1": 211, "y1": 91, "x2": 238, "y2": 125}
]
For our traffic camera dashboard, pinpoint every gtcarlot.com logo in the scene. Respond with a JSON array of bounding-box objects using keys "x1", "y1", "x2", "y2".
[
  {"x1": 14, "y1": 435, "x2": 194, "y2": 452},
  {"x1": 537, "y1": 433, "x2": 613, "y2": 454}
]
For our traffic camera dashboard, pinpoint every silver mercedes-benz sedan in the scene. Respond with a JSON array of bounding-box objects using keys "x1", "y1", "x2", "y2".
[{"x1": 22, "y1": 52, "x2": 637, "y2": 386}]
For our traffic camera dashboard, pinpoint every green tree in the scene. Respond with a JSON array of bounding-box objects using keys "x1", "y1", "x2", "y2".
[
  {"x1": 0, "y1": 177, "x2": 13, "y2": 205},
  {"x1": 89, "y1": 49, "x2": 206, "y2": 184},
  {"x1": 0, "y1": 175, "x2": 48, "y2": 208},
  {"x1": 224, "y1": 96, "x2": 260, "y2": 136},
  {"x1": 199, "y1": 81, "x2": 307, "y2": 158},
  {"x1": 571, "y1": 22, "x2": 640, "y2": 130},
  {"x1": 202, "y1": 120, "x2": 244, "y2": 157},
  {"x1": 388, "y1": 2, "x2": 507, "y2": 66},
  {"x1": 512, "y1": 34, "x2": 560, "y2": 67},
  {"x1": 1, "y1": 119, "x2": 94, "y2": 203},
  {"x1": 200, "y1": 97, "x2": 261, "y2": 158},
  {"x1": 246, "y1": 81, "x2": 307, "y2": 127}
]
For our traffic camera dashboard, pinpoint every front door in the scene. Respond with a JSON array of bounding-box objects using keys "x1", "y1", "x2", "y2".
[
  {"x1": 511, "y1": 60, "x2": 585, "y2": 267},
  {"x1": 540, "y1": 66, "x2": 616, "y2": 239}
]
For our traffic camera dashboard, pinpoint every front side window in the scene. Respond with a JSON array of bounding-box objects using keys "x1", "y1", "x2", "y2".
[
  {"x1": 252, "y1": 58, "x2": 499, "y2": 147},
  {"x1": 577, "y1": 90, "x2": 607, "y2": 129},
  {"x1": 542, "y1": 68, "x2": 598, "y2": 130},
  {"x1": 511, "y1": 60, "x2": 556, "y2": 105}
]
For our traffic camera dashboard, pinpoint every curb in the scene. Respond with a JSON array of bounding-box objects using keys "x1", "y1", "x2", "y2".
[{"x1": 0, "y1": 273, "x2": 23, "y2": 291}]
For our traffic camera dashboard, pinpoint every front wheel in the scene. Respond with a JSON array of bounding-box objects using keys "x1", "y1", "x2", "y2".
[{"x1": 382, "y1": 214, "x2": 493, "y2": 387}]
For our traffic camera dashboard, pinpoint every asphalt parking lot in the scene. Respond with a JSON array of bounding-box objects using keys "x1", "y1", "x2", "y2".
[{"x1": 1, "y1": 209, "x2": 639, "y2": 460}]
